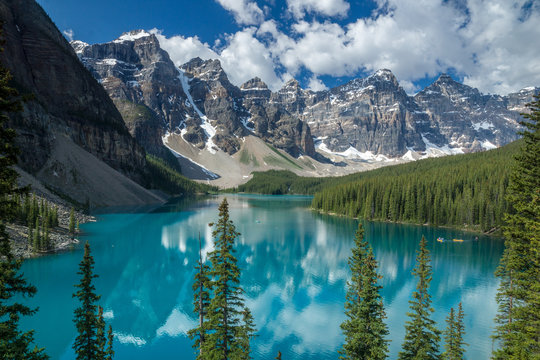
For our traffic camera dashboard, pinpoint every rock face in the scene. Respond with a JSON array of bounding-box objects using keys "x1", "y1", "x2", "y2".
[
  {"x1": 75, "y1": 35, "x2": 317, "y2": 158},
  {"x1": 0, "y1": 0, "x2": 159, "y2": 206},
  {"x1": 276, "y1": 71, "x2": 537, "y2": 157},
  {"x1": 414, "y1": 74, "x2": 529, "y2": 152},
  {"x1": 74, "y1": 29, "x2": 538, "y2": 166}
]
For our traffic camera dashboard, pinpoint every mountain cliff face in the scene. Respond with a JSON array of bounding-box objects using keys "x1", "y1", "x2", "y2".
[
  {"x1": 0, "y1": 1, "x2": 161, "y2": 206},
  {"x1": 72, "y1": 30, "x2": 538, "y2": 176},
  {"x1": 75, "y1": 33, "x2": 314, "y2": 158}
]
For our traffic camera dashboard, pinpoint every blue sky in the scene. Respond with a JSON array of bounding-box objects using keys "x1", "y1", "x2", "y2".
[{"x1": 37, "y1": 0, "x2": 540, "y2": 94}]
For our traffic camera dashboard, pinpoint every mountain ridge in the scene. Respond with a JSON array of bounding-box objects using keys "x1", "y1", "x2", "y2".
[{"x1": 71, "y1": 29, "x2": 539, "y2": 186}]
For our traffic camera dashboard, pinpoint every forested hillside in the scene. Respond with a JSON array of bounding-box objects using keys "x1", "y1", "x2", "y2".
[
  {"x1": 312, "y1": 141, "x2": 521, "y2": 232},
  {"x1": 234, "y1": 140, "x2": 521, "y2": 232}
]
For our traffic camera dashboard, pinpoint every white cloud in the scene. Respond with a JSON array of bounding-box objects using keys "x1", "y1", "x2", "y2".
[
  {"x1": 220, "y1": 28, "x2": 286, "y2": 89},
  {"x1": 307, "y1": 76, "x2": 328, "y2": 91},
  {"x1": 150, "y1": 29, "x2": 219, "y2": 67},
  {"x1": 215, "y1": 0, "x2": 265, "y2": 25},
  {"x1": 287, "y1": 0, "x2": 350, "y2": 18},
  {"x1": 63, "y1": 29, "x2": 74, "y2": 42},
  {"x1": 153, "y1": 28, "x2": 287, "y2": 91},
  {"x1": 154, "y1": 0, "x2": 540, "y2": 95}
]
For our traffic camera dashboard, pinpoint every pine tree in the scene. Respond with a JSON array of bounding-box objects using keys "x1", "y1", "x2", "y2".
[
  {"x1": 442, "y1": 303, "x2": 467, "y2": 360},
  {"x1": 72, "y1": 241, "x2": 101, "y2": 359},
  {"x1": 188, "y1": 234, "x2": 212, "y2": 359},
  {"x1": 493, "y1": 95, "x2": 540, "y2": 359},
  {"x1": 96, "y1": 306, "x2": 106, "y2": 359},
  {"x1": 105, "y1": 325, "x2": 114, "y2": 360},
  {"x1": 198, "y1": 198, "x2": 256, "y2": 359},
  {"x1": 340, "y1": 224, "x2": 389, "y2": 360},
  {"x1": 399, "y1": 236, "x2": 440, "y2": 360},
  {"x1": 69, "y1": 207, "x2": 76, "y2": 237},
  {"x1": 237, "y1": 307, "x2": 257, "y2": 360},
  {"x1": 0, "y1": 25, "x2": 48, "y2": 358}
]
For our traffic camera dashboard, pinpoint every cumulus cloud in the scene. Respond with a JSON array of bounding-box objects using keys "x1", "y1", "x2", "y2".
[
  {"x1": 150, "y1": 29, "x2": 219, "y2": 66},
  {"x1": 154, "y1": 0, "x2": 540, "y2": 95},
  {"x1": 153, "y1": 28, "x2": 287, "y2": 91},
  {"x1": 287, "y1": 0, "x2": 350, "y2": 19},
  {"x1": 215, "y1": 0, "x2": 265, "y2": 25},
  {"x1": 307, "y1": 76, "x2": 328, "y2": 91},
  {"x1": 63, "y1": 29, "x2": 74, "y2": 42}
]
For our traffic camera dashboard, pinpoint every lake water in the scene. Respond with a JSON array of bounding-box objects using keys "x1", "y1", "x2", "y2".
[{"x1": 19, "y1": 195, "x2": 504, "y2": 359}]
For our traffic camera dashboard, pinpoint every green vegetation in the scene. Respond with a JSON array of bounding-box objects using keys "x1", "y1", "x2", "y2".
[
  {"x1": 145, "y1": 154, "x2": 217, "y2": 195},
  {"x1": 11, "y1": 193, "x2": 59, "y2": 252},
  {"x1": 399, "y1": 236, "x2": 441, "y2": 359},
  {"x1": 313, "y1": 142, "x2": 520, "y2": 232},
  {"x1": 493, "y1": 96, "x2": 540, "y2": 359},
  {"x1": 188, "y1": 199, "x2": 256, "y2": 359},
  {"x1": 233, "y1": 170, "x2": 328, "y2": 195},
  {"x1": 266, "y1": 144, "x2": 302, "y2": 170},
  {"x1": 239, "y1": 148, "x2": 259, "y2": 167},
  {"x1": 72, "y1": 242, "x2": 113, "y2": 359},
  {"x1": 443, "y1": 303, "x2": 467, "y2": 360},
  {"x1": 340, "y1": 224, "x2": 389, "y2": 360},
  {"x1": 232, "y1": 141, "x2": 519, "y2": 232}
]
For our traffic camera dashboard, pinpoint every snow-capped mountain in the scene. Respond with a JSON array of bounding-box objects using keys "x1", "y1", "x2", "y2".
[{"x1": 72, "y1": 30, "x2": 538, "y2": 182}]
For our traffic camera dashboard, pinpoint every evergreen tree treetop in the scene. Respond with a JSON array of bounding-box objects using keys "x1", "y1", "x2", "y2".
[
  {"x1": 340, "y1": 223, "x2": 389, "y2": 360},
  {"x1": 493, "y1": 95, "x2": 540, "y2": 358},
  {"x1": 72, "y1": 241, "x2": 101, "y2": 360},
  {"x1": 399, "y1": 236, "x2": 440, "y2": 360}
]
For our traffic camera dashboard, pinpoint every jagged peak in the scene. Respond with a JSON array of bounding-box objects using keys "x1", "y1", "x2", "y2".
[
  {"x1": 70, "y1": 40, "x2": 88, "y2": 54},
  {"x1": 241, "y1": 77, "x2": 269, "y2": 90},
  {"x1": 369, "y1": 69, "x2": 397, "y2": 82},
  {"x1": 280, "y1": 78, "x2": 302, "y2": 92},
  {"x1": 113, "y1": 30, "x2": 152, "y2": 43}
]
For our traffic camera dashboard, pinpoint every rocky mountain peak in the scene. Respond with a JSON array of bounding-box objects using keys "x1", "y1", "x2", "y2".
[
  {"x1": 370, "y1": 68, "x2": 398, "y2": 82},
  {"x1": 241, "y1": 77, "x2": 269, "y2": 90},
  {"x1": 181, "y1": 57, "x2": 228, "y2": 82},
  {"x1": 70, "y1": 40, "x2": 88, "y2": 54},
  {"x1": 113, "y1": 29, "x2": 152, "y2": 43}
]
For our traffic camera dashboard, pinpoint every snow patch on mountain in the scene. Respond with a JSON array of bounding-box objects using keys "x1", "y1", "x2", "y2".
[
  {"x1": 481, "y1": 140, "x2": 497, "y2": 150},
  {"x1": 315, "y1": 139, "x2": 391, "y2": 162},
  {"x1": 472, "y1": 120, "x2": 495, "y2": 131},
  {"x1": 177, "y1": 69, "x2": 218, "y2": 154},
  {"x1": 421, "y1": 134, "x2": 464, "y2": 157},
  {"x1": 114, "y1": 30, "x2": 151, "y2": 43}
]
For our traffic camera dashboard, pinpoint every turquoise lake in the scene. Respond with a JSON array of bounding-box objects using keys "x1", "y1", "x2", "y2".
[{"x1": 19, "y1": 195, "x2": 504, "y2": 359}]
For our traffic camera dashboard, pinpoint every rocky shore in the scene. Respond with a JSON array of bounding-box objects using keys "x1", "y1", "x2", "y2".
[
  {"x1": 6, "y1": 200, "x2": 95, "y2": 259},
  {"x1": 6, "y1": 167, "x2": 96, "y2": 259}
]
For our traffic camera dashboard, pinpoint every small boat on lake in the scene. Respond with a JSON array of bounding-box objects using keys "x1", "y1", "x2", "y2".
[
  {"x1": 453, "y1": 238, "x2": 464, "y2": 242},
  {"x1": 437, "y1": 237, "x2": 445, "y2": 242}
]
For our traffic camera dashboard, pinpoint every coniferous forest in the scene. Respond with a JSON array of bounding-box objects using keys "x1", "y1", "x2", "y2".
[
  {"x1": 234, "y1": 140, "x2": 519, "y2": 232},
  {"x1": 311, "y1": 142, "x2": 518, "y2": 232}
]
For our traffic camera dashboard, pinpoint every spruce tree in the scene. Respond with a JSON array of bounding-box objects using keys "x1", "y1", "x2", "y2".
[
  {"x1": 105, "y1": 325, "x2": 114, "y2": 360},
  {"x1": 442, "y1": 303, "x2": 467, "y2": 360},
  {"x1": 72, "y1": 241, "x2": 101, "y2": 359},
  {"x1": 399, "y1": 236, "x2": 440, "y2": 360},
  {"x1": 237, "y1": 307, "x2": 257, "y2": 360},
  {"x1": 96, "y1": 306, "x2": 106, "y2": 359},
  {"x1": 493, "y1": 95, "x2": 540, "y2": 359},
  {"x1": 198, "y1": 198, "x2": 256, "y2": 359},
  {"x1": 340, "y1": 224, "x2": 389, "y2": 360},
  {"x1": 69, "y1": 207, "x2": 76, "y2": 237},
  {"x1": 188, "y1": 234, "x2": 212, "y2": 359},
  {"x1": 0, "y1": 26, "x2": 48, "y2": 358}
]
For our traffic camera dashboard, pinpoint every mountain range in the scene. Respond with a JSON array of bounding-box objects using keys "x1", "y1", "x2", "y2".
[
  {"x1": 72, "y1": 30, "x2": 538, "y2": 186},
  {"x1": 1, "y1": 0, "x2": 538, "y2": 203}
]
